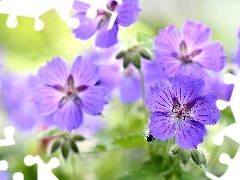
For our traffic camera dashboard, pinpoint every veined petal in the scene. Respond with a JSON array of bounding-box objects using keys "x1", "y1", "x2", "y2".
[
  {"x1": 148, "y1": 112, "x2": 175, "y2": 141},
  {"x1": 181, "y1": 21, "x2": 211, "y2": 52},
  {"x1": 95, "y1": 21, "x2": 119, "y2": 48},
  {"x1": 72, "y1": 13, "x2": 102, "y2": 40},
  {"x1": 193, "y1": 42, "x2": 225, "y2": 71},
  {"x1": 120, "y1": 76, "x2": 141, "y2": 103},
  {"x1": 53, "y1": 100, "x2": 83, "y2": 131},
  {"x1": 78, "y1": 86, "x2": 108, "y2": 115},
  {"x1": 71, "y1": 56, "x2": 100, "y2": 87},
  {"x1": 38, "y1": 57, "x2": 70, "y2": 87},
  {"x1": 154, "y1": 25, "x2": 181, "y2": 62},
  {"x1": 172, "y1": 74, "x2": 204, "y2": 105},
  {"x1": 116, "y1": 0, "x2": 141, "y2": 27},
  {"x1": 190, "y1": 91, "x2": 220, "y2": 125},
  {"x1": 33, "y1": 84, "x2": 65, "y2": 116},
  {"x1": 157, "y1": 56, "x2": 182, "y2": 77},
  {"x1": 145, "y1": 80, "x2": 174, "y2": 112},
  {"x1": 175, "y1": 120, "x2": 206, "y2": 149}
]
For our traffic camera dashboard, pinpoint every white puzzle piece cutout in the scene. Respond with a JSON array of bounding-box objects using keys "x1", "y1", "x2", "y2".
[
  {"x1": 0, "y1": 0, "x2": 79, "y2": 31},
  {"x1": 24, "y1": 155, "x2": 60, "y2": 180},
  {"x1": 0, "y1": 126, "x2": 15, "y2": 147},
  {"x1": 206, "y1": 70, "x2": 240, "y2": 179}
]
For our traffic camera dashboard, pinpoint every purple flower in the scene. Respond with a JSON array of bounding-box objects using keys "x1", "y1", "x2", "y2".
[
  {"x1": 145, "y1": 74, "x2": 220, "y2": 149},
  {"x1": 154, "y1": 21, "x2": 225, "y2": 82},
  {"x1": 72, "y1": 0, "x2": 141, "y2": 48},
  {"x1": 33, "y1": 56, "x2": 108, "y2": 131},
  {"x1": 1, "y1": 74, "x2": 52, "y2": 131}
]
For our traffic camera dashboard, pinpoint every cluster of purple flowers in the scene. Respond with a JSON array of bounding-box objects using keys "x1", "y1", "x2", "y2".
[{"x1": 0, "y1": 1, "x2": 231, "y2": 152}]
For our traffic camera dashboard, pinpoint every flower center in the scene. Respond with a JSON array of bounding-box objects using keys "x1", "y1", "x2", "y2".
[
  {"x1": 54, "y1": 75, "x2": 88, "y2": 105},
  {"x1": 172, "y1": 99, "x2": 190, "y2": 120},
  {"x1": 179, "y1": 40, "x2": 202, "y2": 64}
]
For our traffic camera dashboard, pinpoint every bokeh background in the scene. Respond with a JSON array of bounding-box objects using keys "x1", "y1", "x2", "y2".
[{"x1": 0, "y1": 0, "x2": 239, "y2": 179}]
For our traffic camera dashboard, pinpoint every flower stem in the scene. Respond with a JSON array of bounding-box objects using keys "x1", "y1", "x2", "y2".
[
  {"x1": 139, "y1": 69, "x2": 146, "y2": 109},
  {"x1": 71, "y1": 154, "x2": 78, "y2": 180},
  {"x1": 162, "y1": 138, "x2": 173, "y2": 170}
]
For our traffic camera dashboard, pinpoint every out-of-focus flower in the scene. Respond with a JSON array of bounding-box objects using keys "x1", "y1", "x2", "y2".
[
  {"x1": 33, "y1": 56, "x2": 108, "y2": 131},
  {"x1": 1, "y1": 74, "x2": 52, "y2": 131},
  {"x1": 0, "y1": 171, "x2": 9, "y2": 180},
  {"x1": 72, "y1": 0, "x2": 141, "y2": 48},
  {"x1": 145, "y1": 74, "x2": 220, "y2": 149},
  {"x1": 154, "y1": 20, "x2": 225, "y2": 83}
]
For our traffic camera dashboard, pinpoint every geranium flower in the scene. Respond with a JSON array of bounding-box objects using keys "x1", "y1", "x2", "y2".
[
  {"x1": 145, "y1": 74, "x2": 220, "y2": 149},
  {"x1": 72, "y1": 0, "x2": 141, "y2": 48},
  {"x1": 33, "y1": 56, "x2": 108, "y2": 131},
  {"x1": 154, "y1": 20, "x2": 225, "y2": 83}
]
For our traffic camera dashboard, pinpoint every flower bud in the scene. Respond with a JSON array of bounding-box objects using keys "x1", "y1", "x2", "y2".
[
  {"x1": 179, "y1": 149, "x2": 190, "y2": 167},
  {"x1": 169, "y1": 144, "x2": 182, "y2": 156},
  {"x1": 190, "y1": 148, "x2": 207, "y2": 168},
  {"x1": 132, "y1": 53, "x2": 141, "y2": 70},
  {"x1": 116, "y1": 51, "x2": 127, "y2": 59},
  {"x1": 139, "y1": 48, "x2": 152, "y2": 60}
]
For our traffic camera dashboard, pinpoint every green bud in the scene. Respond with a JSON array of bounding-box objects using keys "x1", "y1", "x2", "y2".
[
  {"x1": 169, "y1": 144, "x2": 182, "y2": 156},
  {"x1": 139, "y1": 48, "x2": 152, "y2": 60},
  {"x1": 70, "y1": 140, "x2": 79, "y2": 154},
  {"x1": 61, "y1": 141, "x2": 70, "y2": 160},
  {"x1": 199, "y1": 149, "x2": 207, "y2": 167},
  {"x1": 180, "y1": 150, "x2": 190, "y2": 167},
  {"x1": 132, "y1": 53, "x2": 141, "y2": 70},
  {"x1": 116, "y1": 51, "x2": 127, "y2": 59},
  {"x1": 51, "y1": 139, "x2": 61, "y2": 154},
  {"x1": 123, "y1": 54, "x2": 131, "y2": 68},
  {"x1": 191, "y1": 149, "x2": 202, "y2": 167},
  {"x1": 72, "y1": 134, "x2": 85, "y2": 141}
]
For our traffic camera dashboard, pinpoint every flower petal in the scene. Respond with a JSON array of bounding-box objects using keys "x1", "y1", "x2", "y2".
[
  {"x1": 154, "y1": 24, "x2": 181, "y2": 60},
  {"x1": 72, "y1": 1, "x2": 90, "y2": 12},
  {"x1": 95, "y1": 21, "x2": 119, "y2": 48},
  {"x1": 175, "y1": 120, "x2": 206, "y2": 149},
  {"x1": 53, "y1": 100, "x2": 83, "y2": 131},
  {"x1": 78, "y1": 86, "x2": 108, "y2": 115},
  {"x1": 33, "y1": 84, "x2": 65, "y2": 116},
  {"x1": 172, "y1": 74, "x2": 204, "y2": 105},
  {"x1": 116, "y1": 0, "x2": 141, "y2": 27},
  {"x1": 193, "y1": 42, "x2": 225, "y2": 71},
  {"x1": 72, "y1": 13, "x2": 102, "y2": 40},
  {"x1": 120, "y1": 76, "x2": 141, "y2": 103},
  {"x1": 181, "y1": 21, "x2": 211, "y2": 52},
  {"x1": 38, "y1": 57, "x2": 70, "y2": 86},
  {"x1": 71, "y1": 56, "x2": 100, "y2": 87},
  {"x1": 145, "y1": 80, "x2": 173, "y2": 112},
  {"x1": 190, "y1": 92, "x2": 220, "y2": 125},
  {"x1": 148, "y1": 112, "x2": 175, "y2": 141}
]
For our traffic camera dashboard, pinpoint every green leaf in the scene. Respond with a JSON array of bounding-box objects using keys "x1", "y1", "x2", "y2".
[
  {"x1": 61, "y1": 141, "x2": 70, "y2": 160},
  {"x1": 116, "y1": 51, "x2": 126, "y2": 59},
  {"x1": 72, "y1": 134, "x2": 85, "y2": 141},
  {"x1": 51, "y1": 139, "x2": 61, "y2": 154},
  {"x1": 70, "y1": 140, "x2": 79, "y2": 154},
  {"x1": 132, "y1": 53, "x2": 141, "y2": 70},
  {"x1": 139, "y1": 48, "x2": 152, "y2": 60},
  {"x1": 37, "y1": 127, "x2": 62, "y2": 140},
  {"x1": 123, "y1": 54, "x2": 131, "y2": 68}
]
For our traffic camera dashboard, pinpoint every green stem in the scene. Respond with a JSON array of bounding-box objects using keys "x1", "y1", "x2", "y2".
[
  {"x1": 139, "y1": 69, "x2": 146, "y2": 107},
  {"x1": 71, "y1": 154, "x2": 78, "y2": 180},
  {"x1": 162, "y1": 138, "x2": 173, "y2": 170}
]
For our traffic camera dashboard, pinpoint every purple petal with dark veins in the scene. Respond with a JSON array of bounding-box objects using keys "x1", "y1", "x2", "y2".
[
  {"x1": 53, "y1": 100, "x2": 83, "y2": 131},
  {"x1": 145, "y1": 80, "x2": 174, "y2": 112},
  {"x1": 38, "y1": 57, "x2": 70, "y2": 87},
  {"x1": 181, "y1": 21, "x2": 211, "y2": 52},
  {"x1": 193, "y1": 42, "x2": 225, "y2": 71},
  {"x1": 175, "y1": 119, "x2": 206, "y2": 149},
  {"x1": 33, "y1": 84, "x2": 65, "y2": 116},
  {"x1": 172, "y1": 74, "x2": 204, "y2": 105},
  {"x1": 78, "y1": 86, "x2": 108, "y2": 115},
  {"x1": 148, "y1": 112, "x2": 175, "y2": 141},
  {"x1": 116, "y1": 0, "x2": 141, "y2": 27},
  {"x1": 95, "y1": 21, "x2": 119, "y2": 48},
  {"x1": 71, "y1": 56, "x2": 100, "y2": 87},
  {"x1": 190, "y1": 91, "x2": 220, "y2": 125}
]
